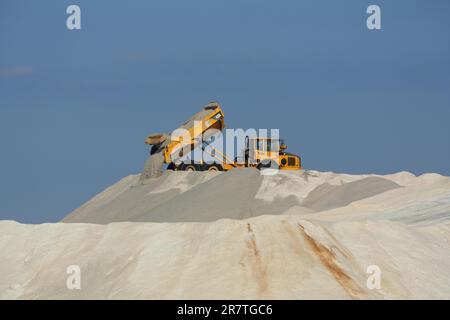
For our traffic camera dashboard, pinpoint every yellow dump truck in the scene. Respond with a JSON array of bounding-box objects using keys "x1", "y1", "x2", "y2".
[{"x1": 141, "y1": 102, "x2": 301, "y2": 178}]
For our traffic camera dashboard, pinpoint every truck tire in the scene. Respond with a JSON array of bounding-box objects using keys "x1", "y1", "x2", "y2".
[
  {"x1": 205, "y1": 163, "x2": 223, "y2": 171},
  {"x1": 181, "y1": 163, "x2": 198, "y2": 171}
]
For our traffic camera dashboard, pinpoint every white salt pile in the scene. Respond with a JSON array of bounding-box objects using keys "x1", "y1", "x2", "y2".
[{"x1": 1, "y1": 169, "x2": 449, "y2": 299}]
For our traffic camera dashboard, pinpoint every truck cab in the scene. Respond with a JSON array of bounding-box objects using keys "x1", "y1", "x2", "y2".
[{"x1": 246, "y1": 137, "x2": 301, "y2": 170}]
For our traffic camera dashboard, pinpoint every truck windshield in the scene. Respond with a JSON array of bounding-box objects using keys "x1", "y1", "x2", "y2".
[
  {"x1": 269, "y1": 140, "x2": 279, "y2": 152},
  {"x1": 256, "y1": 139, "x2": 279, "y2": 152}
]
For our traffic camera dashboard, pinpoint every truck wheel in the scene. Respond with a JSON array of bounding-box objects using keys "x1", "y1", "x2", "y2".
[
  {"x1": 206, "y1": 164, "x2": 223, "y2": 171},
  {"x1": 181, "y1": 164, "x2": 197, "y2": 171}
]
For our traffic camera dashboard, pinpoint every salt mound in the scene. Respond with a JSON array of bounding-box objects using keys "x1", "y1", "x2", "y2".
[
  {"x1": 2, "y1": 169, "x2": 450, "y2": 299},
  {"x1": 64, "y1": 169, "x2": 301, "y2": 223},
  {"x1": 63, "y1": 170, "x2": 405, "y2": 224},
  {"x1": 1, "y1": 213, "x2": 449, "y2": 299},
  {"x1": 383, "y1": 171, "x2": 417, "y2": 186}
]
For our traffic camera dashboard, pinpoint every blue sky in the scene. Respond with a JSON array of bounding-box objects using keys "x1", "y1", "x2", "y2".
[{"x1": 0, "y1": 0, "x2": 449, "y2": 223}]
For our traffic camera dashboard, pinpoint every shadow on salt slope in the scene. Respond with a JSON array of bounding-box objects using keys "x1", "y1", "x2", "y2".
[
  {"x1": 63, "y1": 171, "x2": 219, "y2": 224},
  {"x1": 302, "y1": 177, "x2": 401, "y2": 212},
  {"x1": 131, "y1": 168, "x2": 301, "y2": 222}
]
